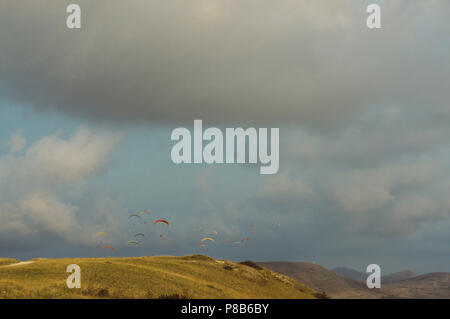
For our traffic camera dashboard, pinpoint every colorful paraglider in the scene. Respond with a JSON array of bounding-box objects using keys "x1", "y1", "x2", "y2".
[
  {"x1": 154, "y1": 219, "x2": 169, "y2": 226},
  {"x1": 138, "y1": 210, "x2": 152, "y2": 217},
  {"x1": 200, "y1": 237, "x2": 215, "y2": 244},
  {"x1": 96, "y1": 232, "x2": 107, "y2": 245},
  {"x1": 100, "y1": 245, "x2": 115, "y2": 251},
  {"x1": 127, "y1": 241, "x2": 140, "y2": 245}
]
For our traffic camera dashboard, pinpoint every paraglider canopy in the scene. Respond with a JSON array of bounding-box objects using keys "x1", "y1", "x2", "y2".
[
  {"x1": 200, "y1": 237, "x2": 215, "y2": 244},
  {"x1": 137, "y1": 210, "x2": 152, "y2": 216},
  {"x1": 154, "y1": 219, "x2": 169, "y2": 226},
  {"x1": 100, "y1": 245, "x2": 115, "y2": 251}
]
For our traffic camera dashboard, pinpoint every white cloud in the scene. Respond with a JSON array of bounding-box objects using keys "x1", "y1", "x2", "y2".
[{"x1": 0, "y1": 127, "x2": 124, "y2": 244}]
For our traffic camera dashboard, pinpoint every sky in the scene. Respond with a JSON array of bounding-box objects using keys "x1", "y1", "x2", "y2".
[{"x1": 1, "y1": 0, "x2": 450, "y2": 275}]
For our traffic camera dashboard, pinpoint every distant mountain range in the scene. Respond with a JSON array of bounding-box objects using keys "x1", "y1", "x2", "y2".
[
  {"x1": 259, "y1": 262, "x2": 450, "y2": 299},
  {"x1": 259, "y1": 262, "x2": 383, "y2": 298},
  {"x1": 331, "y1": 267, "x2": 417, "y2": 283},
  {"x1": 331, "y1": 267, "x2": 368, "y2": 282},
  {"x1": 382, "y1": 270, "x2": 417, "y2": 283}
]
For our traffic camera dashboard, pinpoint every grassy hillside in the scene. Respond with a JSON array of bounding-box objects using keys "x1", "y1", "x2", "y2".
[
  {"x1": 0, "y1": 255, "x2": 318, "y2": 299},
  {"x1": 0, "y1": 258, "x2": 19, "y2": 266}
]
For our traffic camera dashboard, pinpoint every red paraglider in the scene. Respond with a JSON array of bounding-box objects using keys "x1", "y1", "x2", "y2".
[
  {"x1": 241, "y1": 237, "x2": 249, "y2": 243},
  {"x1": 154, "y1": 219, "x2": 169, "y2": 226},
  {"x1": 100, "y1": 245, "x2": 115, "y2": 251}
]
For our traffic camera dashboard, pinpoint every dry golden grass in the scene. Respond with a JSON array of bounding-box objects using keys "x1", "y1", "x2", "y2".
[
  {"x1": 0, "y1": 258, "x2": 19, "y2": 266},
  {"x1": 0, "y1": 255, "x2": 318, "y2": 299}
]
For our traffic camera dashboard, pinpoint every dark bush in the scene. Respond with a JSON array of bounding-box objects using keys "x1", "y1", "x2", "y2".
[
  {"x1": 314, "y1": 291, "x2": 331, "y2": 299},
  {"x1": 145, "y1": 290, "x2": 154, "y2": 299},
  {"x1": 182, "y1": 254, "x2": 215, "y2": 262},
  {"x1": 96, "y1": 288, "x2": 110, "y2": 298},
  {"x1": 82, "y1": 287, "x2": 110, "y2": 298},
  {"x1": 239, "y1": 260, "x2": 263, "y2": 270}
]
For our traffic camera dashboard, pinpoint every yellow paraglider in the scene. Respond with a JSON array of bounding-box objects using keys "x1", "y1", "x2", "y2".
[
  {"x1": 138, "y1": 210, "x2": 152, "y2": 217},
  {"x1": 200, "y1": 237, "x2": 215, "y2": 244}
]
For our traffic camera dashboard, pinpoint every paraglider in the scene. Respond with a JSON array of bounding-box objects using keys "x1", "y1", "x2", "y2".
[
  {"x1": 127, "y1": 241, "x2": 140, "y2": 245},
  {"x1": 138, "y1": 210, "x2": 152, "y2": 217},
  {"x1": 154, "y1": 219, "x2": 169, "y2": 226},
  {"x1": 249, "y1": 225, "x2": 256, "y2": 229},
  {"x1": 134, "y1": 233, "x2": 145, "y2": 238},
  {"x1": 200, "y1": 237, "x2": 215, "y2": 244},
  {"x1": 100, "y1": 245, "x2": 115, "y2": 251},
  {"x1": 96, "y1": 232, "x2": 107, "y2": 245},
  {"x1": 276, "y1": 221, "x2": 280, "y2": 226},
  {"x1": 223, "y1": 238, "x2": 231, "y2": 242},
  {"x1": 241, "y1": 237, "x2": 249, "y2": 243}
]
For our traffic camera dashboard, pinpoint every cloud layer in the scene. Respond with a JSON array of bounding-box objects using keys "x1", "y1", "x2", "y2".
[
  {"x1": 0, "y1": 128, "x2": 124, "y2": 245},
  {"x1": 0, "y1": 1, "x2": 449, "y2": 127}
]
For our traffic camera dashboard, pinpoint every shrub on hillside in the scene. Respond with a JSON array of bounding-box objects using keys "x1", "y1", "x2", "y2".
[{"x1": 239, "y1": 261, "x2": 263, "y2": 270}]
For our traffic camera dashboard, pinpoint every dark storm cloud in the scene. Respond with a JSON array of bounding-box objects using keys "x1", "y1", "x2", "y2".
[{"x1": 1, "y1": 1, "x2": 449, "y2": 127}]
